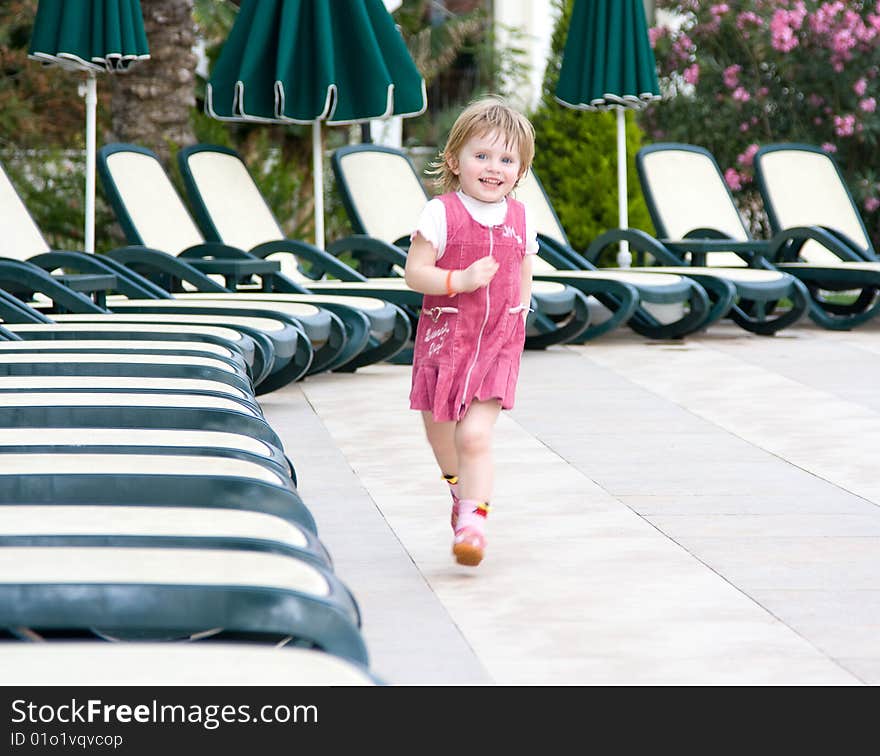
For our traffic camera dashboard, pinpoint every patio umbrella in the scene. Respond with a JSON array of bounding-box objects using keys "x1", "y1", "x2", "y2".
[
  {"x1": 555, "y1": 0, "x2": 659, "y2": 266},
  {"x1": 206, "y1": 0, "x2": 426, "y2": 249},
  {"x1": 28, "y1": 0, "x2": 150, "y2": 254}
]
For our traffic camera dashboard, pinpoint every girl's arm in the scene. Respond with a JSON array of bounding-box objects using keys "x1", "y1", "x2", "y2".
[
  {"x1": 404, "y1": 235, "x2": 499, "y2": 295},
  {"x1": 519, "y1": 254, "x2": 533, "y2": 322}
]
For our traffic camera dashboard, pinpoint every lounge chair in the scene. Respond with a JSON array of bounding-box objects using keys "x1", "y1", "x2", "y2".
[
  {"x1": 0, "y1": 504, "x2": 329, "y2": 568},
  {"x1": 0, "y1": 333, "x2": 251, "y2": 372},
  {"x1": 0, "y1": 390, "x2": 303, "y2": 481},
  {"x1": 176, "y1": 143, "x2": 598, "y2": 348},
  {"x1": 0, "y1": 162, "x2": 367, "y2": 378},
  {"x1": 330, "y1": 144, "x2": 718, "y2": 340},
  {"x1": 0, "y1": 263, "x2": 314, "y2": 390},
  {"x1": 3, "y1": 314, "x2": 268, "y2": 381},
  {"x1": 0, "y1": 394, "x2": 282, "y2": 449},
  {"x1": 0, "y1": 426, "x2": 290, "y2": 480},
  {"x1": 754, "y1": 142, "x2": 880, "y2": 328},
  {"x1": 0, "y1": 351, "x2": 253, "y2": 391},
  {"x1": 92, "y1": 143, "x2": 412, "y2": 368},
  {"x1": 1, "y1": 452, "x2": 316, "y2": 531},
  {"x1": 0, "y1": 545, "x2": 367, "y2": 663},
  {"x1": 620, "y1": 142, "x2": 876, "y2": 331},
  {"x1": 520, "y1": 145, "x2": 810, "y2": 335}
]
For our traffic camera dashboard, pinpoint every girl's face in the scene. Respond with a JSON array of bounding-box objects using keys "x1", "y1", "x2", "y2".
[{"x1": 448, "y1": 130, "x2": 522, "y2": 203}]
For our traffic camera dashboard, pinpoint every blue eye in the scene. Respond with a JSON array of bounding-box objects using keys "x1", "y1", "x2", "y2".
[
  {"x1": 476, "y1": 153, "x2": 486, "y2": 160},
  {"x1": 502, "y1": 157, "x2": 513, "y2": 164}
]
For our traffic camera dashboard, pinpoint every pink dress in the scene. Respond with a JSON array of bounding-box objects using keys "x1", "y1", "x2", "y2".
[{"x1": 410, "y1": 192, "x2": 527, "y2": 422}]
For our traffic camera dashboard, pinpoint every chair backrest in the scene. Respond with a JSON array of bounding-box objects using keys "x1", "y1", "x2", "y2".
[
  {"x1": 97, "y1": 143, "x2": 206, "y2": 254},
  {"x1": 178, "y1": 145, "x2": 287, "y2": 251},
  {"x1": 637, "y1": 143, "x2": 750, "y2": 267},
  {"x1": 511, "y1": 171, "x2": 568, "y2": 248},
  {"x1": 512, "y1": 170, "x2": 582, "y2": 274},
  {"x1": 754, "y1": 143, "x2": 872, "y2": 263},
  {"x1": 332, "y1": 144, "x2": 430, "y2": 244},
  {"x1": 331, "y1": 144, "x2": 563, "y2": 275},
  {"x1": 0, "y1": 162, "x2": 52, "y2": 260}
]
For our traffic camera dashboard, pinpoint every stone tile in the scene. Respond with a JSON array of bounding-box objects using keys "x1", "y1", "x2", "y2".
[
  {"x1": 620, "y1": 493, "x2": 877, "y2": 516},
  {"x1": 648, "y1": 514, "x2": 880, "y2": 538}
]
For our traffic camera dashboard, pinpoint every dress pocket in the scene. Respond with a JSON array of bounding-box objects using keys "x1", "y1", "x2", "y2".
[{"x1": 418, "y1": 307, "x2": 458, "y2": 362}]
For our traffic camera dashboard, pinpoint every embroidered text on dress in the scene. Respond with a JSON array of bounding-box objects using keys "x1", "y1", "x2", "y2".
[
  {"x1": 424, "y1": 322, "x2": 449, "y2": 358},
  {"x1": 501, "y1": 224, "x2": 522, "y2": 244},
  {"x1": 424, "y1": 322, "x2": 450, "y2": 343}
]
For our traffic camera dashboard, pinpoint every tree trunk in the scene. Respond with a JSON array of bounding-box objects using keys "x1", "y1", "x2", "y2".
[{"x1": 108, "y1": 0, "x2": 196, "y2": 166}]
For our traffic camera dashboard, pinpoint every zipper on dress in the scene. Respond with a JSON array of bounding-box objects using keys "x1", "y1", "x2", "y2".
[{"x1": 460, "y1": 226, "x2": 494, "y2": 410}]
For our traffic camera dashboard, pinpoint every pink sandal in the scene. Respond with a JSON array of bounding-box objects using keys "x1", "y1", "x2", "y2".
[{"x1": 452, "y1": 500, "x2": 489, "y2": 566}]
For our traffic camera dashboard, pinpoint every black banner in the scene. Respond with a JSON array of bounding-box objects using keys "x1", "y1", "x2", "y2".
[{"x1": 0, "y1": 687, "x2": 594, "y2": 752}]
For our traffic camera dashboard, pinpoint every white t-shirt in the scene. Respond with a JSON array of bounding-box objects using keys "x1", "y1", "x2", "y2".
[{"x1": 413, "y1": 191, "x2": 539, "y2": 260}]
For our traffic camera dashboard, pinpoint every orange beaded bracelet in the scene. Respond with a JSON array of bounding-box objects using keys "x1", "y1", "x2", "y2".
[{"x1": 445, "y1": 269, "x2": 456, "y2": 297}]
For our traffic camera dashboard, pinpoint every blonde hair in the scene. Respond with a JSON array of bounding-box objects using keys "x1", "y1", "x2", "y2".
[{"x1": 427, "y1": 96, "x2": 536, "y2": 194}]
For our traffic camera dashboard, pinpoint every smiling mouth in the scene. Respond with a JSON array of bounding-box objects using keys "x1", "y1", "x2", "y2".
[{"x1": 480, "y1": 177, "x2": 503, "y2": 186}]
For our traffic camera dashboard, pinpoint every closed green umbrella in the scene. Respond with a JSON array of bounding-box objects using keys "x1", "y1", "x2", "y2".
[
  {"x1": 28, "y1": 0, "x2": 150, "y2": 254},
  {"x1": 206, "y1": 0, "x2": 426, "y2": 249},
  {"x1": 556, "y1": 0, "x2": 659, "y2": 266}
]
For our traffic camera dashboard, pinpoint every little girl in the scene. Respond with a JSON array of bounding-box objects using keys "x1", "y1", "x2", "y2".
[{"x1": 404, "y1": 97, "x2": 537, "y2": 567}]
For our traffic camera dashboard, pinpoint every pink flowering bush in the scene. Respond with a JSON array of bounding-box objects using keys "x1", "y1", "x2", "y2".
[{"x1": 644, "y1": 1, "x2": 880, "y2": 242}]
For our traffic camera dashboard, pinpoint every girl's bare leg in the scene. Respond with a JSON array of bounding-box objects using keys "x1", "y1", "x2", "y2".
[
  {"x1": 420, "y1": 411, "x2": 458, "y2": 475},
  {"x1": 455, "y1": 398, "x2": 502, "y2": 502}
]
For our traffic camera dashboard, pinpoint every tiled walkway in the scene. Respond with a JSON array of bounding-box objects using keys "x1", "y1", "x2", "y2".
[{"x1": 261, "y1": 320, "x2": 880, "y2": 685}]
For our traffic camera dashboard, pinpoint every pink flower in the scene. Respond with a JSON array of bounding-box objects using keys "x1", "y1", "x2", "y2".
[
  {"x1": 808, "y1": 93, "x2": 825, "y2": 107},
  {"x1": 834, "y1": 113, "x2": 857, "y2": 137},
  {"x1": 770, "y1": 4, "x2": 807, "y2": 52},
  {"x1": 737, "y1": 143, "x2": 760, "y2": 167},
  {"x1": 856, "y1": 17, "x2": 877, "y2": 43},
  {"x1": 865, "y1": 197, "x2": 880, "y2": 212},
  {"x1": 672, "y1": 33, "x2": 694, "y2": 63},
  {"x1": 821, "y1": 142, "x2": 837, "y2": 153},
  {"x1": 831, "y1": 28, "x2": 857, "y2": 60},
  {"x1": 854, "y1": 78, "x2": 868, "y2": 96},
  {"x1": 771, "y1": 26, "x2": 798, "y2": 52},
  {"x1": 810, "y1": 2, "x2": 845, "y2": 35},
  {"x1": 724, "y1": 168, "x2": 743, "y2": 191},
  {"x1": 860, "y1": 97, "x2": 877, "y2": 112},
  {"x1": 739, "y1": 122, "x2": 751, "y2": 132},
  {"x1": 682, "y1": 64, "x2": 700, "y2": 85},
  {"x1": 737, "y1": 11, "x2": 763, "y2": 30},
  {"x1": 710, "y1": 3, "x2": 730, "y2": 16},
  {"x1": 732, "y1": 86, "x2": 751, "y2": 102},
  {"x1": 648, "y1": 26, "x2": 668, "y2": 47},
  {"x1": 723, "y1": 64, "x2": 741, "y2": 89}
]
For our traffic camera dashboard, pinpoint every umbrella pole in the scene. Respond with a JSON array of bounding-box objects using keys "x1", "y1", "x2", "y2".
[
  {"x1": 616, "y1": 107, "x2": 630, "y2": 268},
  {"x1": 84, "y1": 72, "x2": 97, "y2": 254},
  {"x1": 313, "y1": 122, "x2": 325, "y2": 250}
]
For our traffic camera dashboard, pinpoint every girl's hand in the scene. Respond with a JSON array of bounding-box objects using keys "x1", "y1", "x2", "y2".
[{"x1": 458, "y1": 256, "x2": 499, "y2": 292}]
